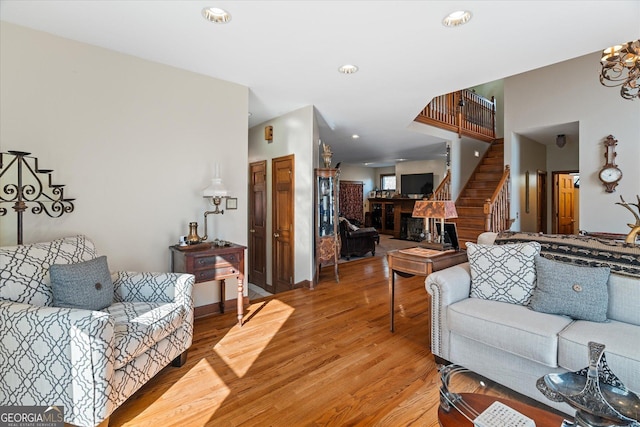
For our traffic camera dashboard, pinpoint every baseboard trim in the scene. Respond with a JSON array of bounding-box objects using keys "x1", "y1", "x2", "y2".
[
  {"x1": 294, "y1": 279, "x2": 311, "y2": 290},
  {"x1": 194, "y1": 296, "x2": 250, "y2": 318}
]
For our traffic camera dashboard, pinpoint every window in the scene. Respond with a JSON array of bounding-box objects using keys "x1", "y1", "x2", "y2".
[{"x1": 381, "y1": 174, "x2": 396, "y2": 191}]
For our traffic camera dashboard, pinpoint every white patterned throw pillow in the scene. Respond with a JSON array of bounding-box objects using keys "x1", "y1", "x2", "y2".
[{"x1": 467, "y1": 241, "x2": 541, "y2": 305}]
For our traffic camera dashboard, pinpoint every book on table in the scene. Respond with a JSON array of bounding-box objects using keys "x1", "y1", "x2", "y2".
[{"x1": 398, "y1": 247, "x2": 455, "y2": 257}]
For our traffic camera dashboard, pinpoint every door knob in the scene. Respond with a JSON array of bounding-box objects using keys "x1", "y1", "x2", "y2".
[
  {"x1": 274, "y1": 233, "x2": 280, "y2": 238},
  {"x1": 249, "y1": 229, "x2": 255, "y2": 233}
]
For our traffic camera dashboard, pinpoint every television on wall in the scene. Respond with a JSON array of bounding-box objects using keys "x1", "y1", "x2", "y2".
[{"x1": 400, "y1": 173, "x2": 434, "y2": 196}]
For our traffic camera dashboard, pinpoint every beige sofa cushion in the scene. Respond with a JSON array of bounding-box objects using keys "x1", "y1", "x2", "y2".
[
  {"x1": 558, "y1": 319, "x2": 640, "y2": 392},
  {"x1": 608, "y1": 273, "x2": 640, "y2": 326},
  {"x1": 448, "y1": 298, "x2": 573, "y2": 367}
]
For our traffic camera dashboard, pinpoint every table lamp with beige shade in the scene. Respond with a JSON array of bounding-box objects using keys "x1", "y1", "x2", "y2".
[{"x1": 412, "y1": 200, "x2": 458, "y2": 250}]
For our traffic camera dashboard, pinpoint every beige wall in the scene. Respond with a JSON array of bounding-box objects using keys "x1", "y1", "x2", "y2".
[
  {"x1": 505, "y1": 51, "x2": 640, "y2": 234},
  {"x1": 459, "y1": 138, "x2": 490, "y2": 191},
  {"x1": 247, "y1": 105, "x2": 316, "y2": 285},
  {"x1": 0, "y1": 23, "x2": 249, "y2": 306},
  {"x1": 518, "y1": 136, "x2": 546, "y2": 232}
]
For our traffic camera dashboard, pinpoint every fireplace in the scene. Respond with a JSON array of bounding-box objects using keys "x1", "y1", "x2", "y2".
[{"x1": 400, "y1": 214, "x2": 424, "y2": 241}]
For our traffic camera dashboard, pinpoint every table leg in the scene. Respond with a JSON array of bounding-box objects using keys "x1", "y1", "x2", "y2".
[
  {"x1": 237, "y1": 276, "x2": 244, "y2": 326},
  {"x1": 389, "y1": 269, "x2": 395, "y2": 332},
  {"x1": 219, "y1": 279, "x2": 226, "y2": 313}
]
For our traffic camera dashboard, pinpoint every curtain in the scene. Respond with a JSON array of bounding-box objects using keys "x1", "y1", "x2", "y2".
[{"x1": 339, "y1": 181, "x2": 364, "y2": 224}]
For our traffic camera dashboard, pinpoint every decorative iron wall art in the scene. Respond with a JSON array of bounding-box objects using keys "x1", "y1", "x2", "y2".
[{"x1": 0, "y1": 151, "x2": 75, "y2": 244}]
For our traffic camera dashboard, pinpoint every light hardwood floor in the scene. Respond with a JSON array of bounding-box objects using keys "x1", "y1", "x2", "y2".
[{"x1": 110, "y1": 255, "x2": 557, "y2": 426}]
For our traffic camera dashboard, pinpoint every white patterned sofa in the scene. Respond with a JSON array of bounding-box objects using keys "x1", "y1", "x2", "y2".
[
  {"x1": 0, "y1": 235, "x2": 195, "y2": 427},
  {"x1": 426, "y1": 231, "x2": 640, "y2": 416}
]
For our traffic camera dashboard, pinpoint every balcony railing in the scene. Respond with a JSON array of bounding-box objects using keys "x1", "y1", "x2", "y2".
[{"x1": 415, "y1": 89, "x2": 496, "y2": 142}]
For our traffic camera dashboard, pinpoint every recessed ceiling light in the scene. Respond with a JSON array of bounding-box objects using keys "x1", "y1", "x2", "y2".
[
  {"x1": 202, "y1": 7, "x2": 231, "y2": 24},
  {"x1": 352, "y1": 134, "x2": 360, "y2": 139},
  {"x1": 442, "y1": 10, "x2": 472, "y2": 27},
  {"x1": 338, "y1": 64, "x2": 359, "y2": 74},
  {"x1": 396, "y1": 158, "x2": 407, "y2": 162}
]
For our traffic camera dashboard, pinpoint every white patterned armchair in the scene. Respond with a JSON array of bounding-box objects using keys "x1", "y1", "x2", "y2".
[{"x1": 0, "y1": 235, "x2": 195, "y2": 427}]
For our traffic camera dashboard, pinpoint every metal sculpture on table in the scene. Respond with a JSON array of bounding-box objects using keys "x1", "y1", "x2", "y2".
[
  {"x1": 616, "y1": 195, "x2": 640, "y2": 244},
  {"x1": 0, "y1": 151, "x2": 75, "y2": 244},
  {"x1": 537, "y1": 341, "x2": 640, "y2": 427}
]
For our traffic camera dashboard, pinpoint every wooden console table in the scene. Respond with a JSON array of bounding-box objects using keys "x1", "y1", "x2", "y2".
[
  {"x1": 170, "y1": 243, "x2": 246, "y2": 326},
  {"x1": 387, "y1": 248, "x2": 468, "y2": 332}
]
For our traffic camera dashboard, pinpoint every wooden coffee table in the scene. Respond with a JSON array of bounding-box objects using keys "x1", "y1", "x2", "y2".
[
  {"x1": 438, "y1": 364, "x2": 572, "y2": 427},
  {"x1": 438, "y1": 393, "x2": 569, "y2": 427}
]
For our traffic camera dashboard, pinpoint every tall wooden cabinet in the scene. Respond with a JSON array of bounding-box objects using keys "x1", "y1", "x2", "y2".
[{"x1": 315, "y1": 168, "x2": 339, "y2": 284}]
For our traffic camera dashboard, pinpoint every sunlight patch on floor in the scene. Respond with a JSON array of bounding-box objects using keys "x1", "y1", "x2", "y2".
[
  {"x1": 213, "y1": 299, "x2": 294, "y2": 377},
  {"x1": 124, "y1": 358, "x2": 230, "y2": 426}
]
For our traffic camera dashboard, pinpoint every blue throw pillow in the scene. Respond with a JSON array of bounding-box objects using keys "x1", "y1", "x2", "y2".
[
  {"x1": 50, "y1": 256, "x2": 114, "y2": 311},
  {"x1": 529, "y1": 256, "x2": 610, "y2": 322}
]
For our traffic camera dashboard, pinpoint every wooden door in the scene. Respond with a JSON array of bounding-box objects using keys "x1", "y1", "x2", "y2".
[
  {"x1": 249, "y1": 160, "x2": 269, "y2": 292},
  {"x1": 553, "y1": 173, "x2": 575, "y2": 234},
  {"x1": 272, "y1": 155, "x2": 294, "y2": 293},
  {"x1": 536, "y1": 171, "x2": 547, "y2": 233}
]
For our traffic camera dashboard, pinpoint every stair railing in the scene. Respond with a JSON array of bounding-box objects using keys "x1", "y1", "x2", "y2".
[
  {"x1": 415, "y1": 89, "x2": 496, "y2": 143},
  {"x1": 430, "y1": 170, "x2": 451, "y2": 201},
  {"x1": 483, "y1": 165, "x2": 511, "y2": 232}
]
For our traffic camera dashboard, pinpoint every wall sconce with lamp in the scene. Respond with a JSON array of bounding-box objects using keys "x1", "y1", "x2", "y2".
[
  {"x1": 200, "y1": 172, "x2": 228, "y2": 242},
  {"x1": 412, "y1": 200, "x2": 458, "y2": 250},
  {"x1": 265, "y1": 125, "x2": 273, "y2": 143}
]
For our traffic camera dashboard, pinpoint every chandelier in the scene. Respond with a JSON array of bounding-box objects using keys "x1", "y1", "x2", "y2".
[{"x1": 599, "y1": 39, "x2": 639, "y2": 100}]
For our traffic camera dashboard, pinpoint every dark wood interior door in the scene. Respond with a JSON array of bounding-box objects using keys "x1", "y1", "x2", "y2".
[
  {"x1": 554, "y1": 172, "x2": 575, "y2": 234},
  {"x1": 272, "y1": 155, "x2": 294, "y2": 293},
  {"x1": 249, "y1": 160, "x2": 269, "y2": 292}
]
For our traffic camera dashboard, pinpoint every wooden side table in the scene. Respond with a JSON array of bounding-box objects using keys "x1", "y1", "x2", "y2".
[
  {"x1": 387, "y1": 248, "x2": 468, "y2": 332},
  {"x1": 170, "y1": 243, "x2": 246, "y2": 326}
]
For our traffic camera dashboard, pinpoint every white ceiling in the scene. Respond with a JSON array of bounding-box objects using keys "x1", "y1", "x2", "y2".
[{"x1": 1, "y1": 1, "x2": 638, "y2": 167}]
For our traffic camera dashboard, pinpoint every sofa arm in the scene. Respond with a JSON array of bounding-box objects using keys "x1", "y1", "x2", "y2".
[
  {"x1": 113, "y1": 272, "x2": 195, "y2": 351},
  {"x1": 0, "y1": 301, "x2": 115, "y2": 426},
  {"x1": 425, "y1": 262, "x2": 472, "y2": 360},
  {"x1": 113, "y1": 271, "x2": 194, "y2": 307}
]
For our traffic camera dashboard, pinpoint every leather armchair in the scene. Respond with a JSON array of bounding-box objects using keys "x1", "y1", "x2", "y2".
[{"x1": 339, "y1": 218, "x2": 379, "y2": 260}]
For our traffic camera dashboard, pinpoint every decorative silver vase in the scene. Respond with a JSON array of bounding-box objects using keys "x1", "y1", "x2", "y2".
[{"x1": 537, "y1": 342, "x2": 640, "y2": 427}]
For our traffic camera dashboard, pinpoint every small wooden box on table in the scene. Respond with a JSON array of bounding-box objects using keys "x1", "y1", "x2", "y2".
[
  {"x1": 170, "y1": 243, "x2": 246, "y2": 326},
  {"x1": 387, "y1": 248, "x2": 468, "y2": 332}
]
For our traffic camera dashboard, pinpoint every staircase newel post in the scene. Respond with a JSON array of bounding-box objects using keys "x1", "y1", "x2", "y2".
[{"x1": 483, "y1": 198, "x2": 492, "y2": 231}]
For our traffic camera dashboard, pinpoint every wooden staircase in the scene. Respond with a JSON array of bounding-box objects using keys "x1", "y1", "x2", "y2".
[{"x1": 453, "y1": 138, "x2": 505, "y2": 246}]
